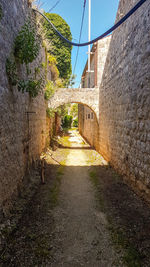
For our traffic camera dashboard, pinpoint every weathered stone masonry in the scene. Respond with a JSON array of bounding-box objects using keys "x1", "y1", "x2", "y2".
[
  {"x1": 99, "y1": 0, "x2": 150, "y2": 197},
  {"x1": 0, "y1": 0, "x2": 52, "y2": 215},
  {"x1": 79, "y1": 36, "x2": 111, "y2": 151},
  {"x1": 48, "y1": 87, "x2": 99, "y2": 120}
]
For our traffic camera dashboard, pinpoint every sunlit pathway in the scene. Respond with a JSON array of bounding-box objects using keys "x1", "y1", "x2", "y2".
[{"x1": 48, "y1": 130, "x2": 123, "y2": 266}]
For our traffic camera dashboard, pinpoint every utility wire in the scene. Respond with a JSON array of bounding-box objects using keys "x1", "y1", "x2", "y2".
[
  {"x1": 33, "y1": 0, "x2": 148, "y2": 47},
  {"x1": 48, "y1": 0, "x2": 62, "y2": 13},
  {"x1": 73, "y1": 0, "x2": 86, "y2": 75}
]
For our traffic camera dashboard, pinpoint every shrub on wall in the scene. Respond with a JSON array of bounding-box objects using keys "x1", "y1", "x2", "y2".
[
  {"x1": 5, "y1": 19, "x2": 44, "y2": 98},
  {"x1": 44, "y1": 80, "x2": 55, "y2": 100},
  {"x1": 47, "y1": 53, "x2": 59, "y2": 80},
  {"x1": 14, "y1": 20, "x2": 40, "y2": 65},
  {"x1": 18, "y1": 79, "x2": 42, "y2": 97}
]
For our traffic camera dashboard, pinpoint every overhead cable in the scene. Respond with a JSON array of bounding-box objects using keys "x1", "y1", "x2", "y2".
[
  {"x1": 33, "y1": 0, "x2": 148, "y2": 47},
  {"x1": 48, "y1": 0, "x2": 62, "y2": 13},
  {"x1": 73, "y1": 0, "x2": 87, "y2": 75}
]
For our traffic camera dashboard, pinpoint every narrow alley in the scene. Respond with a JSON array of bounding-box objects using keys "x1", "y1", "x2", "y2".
[{"x1": 1, "y1": 130, "x2": 150, "y2": 267}]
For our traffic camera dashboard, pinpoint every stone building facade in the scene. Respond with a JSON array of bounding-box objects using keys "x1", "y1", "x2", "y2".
[
  {"x1": 78, "y1": 36, "x2": 111, "y2": 151},
  {"x1": 99, "y1": 0, "x2": 150, "y2": 198}
]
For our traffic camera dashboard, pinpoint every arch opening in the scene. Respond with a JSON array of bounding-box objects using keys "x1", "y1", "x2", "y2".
[{"x1": 49, "y1": 102, "x2": 99, "y2": 151}]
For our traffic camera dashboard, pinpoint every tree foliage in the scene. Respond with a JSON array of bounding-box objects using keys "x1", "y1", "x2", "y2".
[
  {"x1": 43, "y1": 13, "x2": 72, "y2": 80},
  {"x1": 56, "y1": 104, "x2": 70, "y2": 117},
  {"x1": 70, "y1": 104, "x2": 78, "y2": 118},
  {"x1": 62, "y1": 115, "x2": 73, "y2": 129}
]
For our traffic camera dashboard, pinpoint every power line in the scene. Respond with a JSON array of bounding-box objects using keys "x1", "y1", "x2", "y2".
[
  {"x1": 48, "y1": 0, "x2": 62, "y2": 13},
  {"x1": 73, "y1": 0, "x2": 86, "y2": 75},
  {"x1": 33, "y1": 0, "x2": 148, "y2": 46}
]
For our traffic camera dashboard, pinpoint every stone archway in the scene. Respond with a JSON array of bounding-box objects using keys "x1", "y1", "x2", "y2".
[{"x1": 48, "y1": 88, "x2": 99, "y2": 121}]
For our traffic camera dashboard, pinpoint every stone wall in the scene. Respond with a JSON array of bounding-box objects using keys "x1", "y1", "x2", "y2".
[
  {"x1": 78, "y1": 36, "x2": 111, "y2": 150},
  {"x1": 99, "y1": 0, "x2": 150, "y2": 197},
  {"x1": 78, "y1": 105, "x2": 99, "y2": 151},
  {"x1": 97, "y1": 36, "x2": 111, "y2": 87},
  {"x1": 0, "y1": 0, "x2": 52, "y2": 215}
]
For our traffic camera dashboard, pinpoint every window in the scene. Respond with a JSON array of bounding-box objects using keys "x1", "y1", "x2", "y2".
[
  {"x1": 91, "y1": 112, "x2": 93, "y2": 119},
  {"x1": 88, "y1": 114, "x2": 90, "y2": 119}
]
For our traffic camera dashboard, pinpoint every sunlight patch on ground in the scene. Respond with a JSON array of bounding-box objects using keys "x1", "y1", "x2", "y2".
[{"x1": 41, "y1": 129, "x2": 108, "y2": 167}]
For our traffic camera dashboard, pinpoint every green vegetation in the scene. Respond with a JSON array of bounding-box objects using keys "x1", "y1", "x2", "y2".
[
  {"x1": 14, "y1": 20, "x2": 40, "y2": 64},
  {"x1": 6, "y1": 20, "x2": 43, "y2": 98},
  {"x1": 55, "y1": 78, "x2": 65, "y2": 88},
  {"x1": 46, "y1": 107, "x2": 55, "y2": 118},
  {"x1": 56, "y1": 104, "x2": 70, "y2": 117},
  {"x1": 6, "y1": 58, "x2": 18, "y2": 86},
  {"x1": 70, "y1": 103, "x2": 78, "y2": 118},
  {"x1": 62, "y1": 115, "x2": 73, "y2": 129},
  {"x1": 47, "y1": 53, "x2": 57, "y2": 66},
  {"x1": 18, "y1": 79, "x2": 42, "y2": 97},
  {"x1": 73, "y1": 118, "x2": 78, "y2": 127},
  {"x1": 47, "y1": 53, "x2": 59, "y2": 80},
  {"x1": 44, "y1": 80, "x2": 55, "y2": 100},
  {"x1": 64, "y1": 74, "x2": 76, "y2": 88},
  {"x1": 43, "y1": 13, "x2": 72, "y2": 81}
]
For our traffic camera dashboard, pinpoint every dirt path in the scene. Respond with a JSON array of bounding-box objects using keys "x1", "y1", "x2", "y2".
[
  {"x1": 1, "y1": 129, "x2": 150, "y2": 266},
  {"x1": 50, "y1": 145, "x2": 122, "y2": 266}
]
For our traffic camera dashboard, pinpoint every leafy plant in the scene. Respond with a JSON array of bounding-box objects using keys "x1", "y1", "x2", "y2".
[
  {"x1": 34, "y1": 66, "x2": 41, "y2": 78},
  {"x1": 44, "y1": 80, "x2": 55, "y2": 100},
  {"x1": 55, "y1": 104, "x2": 70, "y2": 117},
  {"x1": 18, "y1": 79, "x2": 42, "y2": 97},
  {"x1": 46, "y1": 107, "x2": 55, "y2": 118},
  {"x1": 73, "y1": 118, "x2": 78, "y2": 127},
  {"x1": 47, "y1": 53, "x2": 59, "y2": 80},
  {"x1": 50, "y1": 64, "x2": 59, "y2": 80},
  {"x1": 62, "y1": 115, "x2": 73, "y2": 129},
  {"x1": 70, "y1": 103, "x2": 78, "y2": 118},
  {"x1": 55, "y1": 78, "x2": 65, "y2": 88},
  {"x1": 6, "y1": 58, "x2": 18, "y2": 86},
  {"x1": 14, "y1": 20, "x2": 40, "y2": 64},
  {"x1": 47, "y1": 53, "x2": 57, "y2": 66}
]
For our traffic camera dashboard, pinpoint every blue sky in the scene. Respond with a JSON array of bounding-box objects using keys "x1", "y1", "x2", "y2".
[{"x1": 40, "y1": 0, "x2": 120, "y2": 87}]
